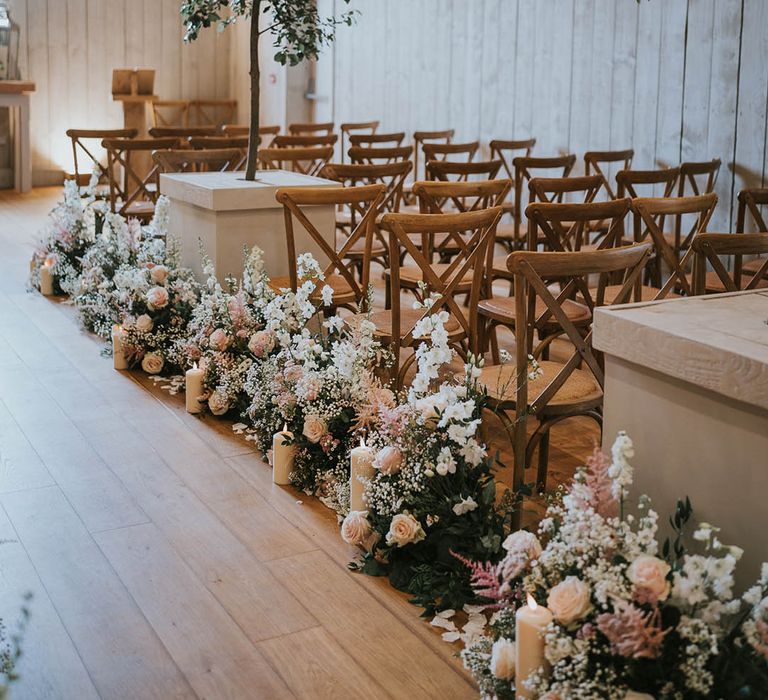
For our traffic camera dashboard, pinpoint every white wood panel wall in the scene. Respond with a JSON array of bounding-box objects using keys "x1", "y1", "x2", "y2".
[
  {"x1": 6, "y1": 0, "x2": 231, "y2": 183},
  {"x1": 328, "y1": 0, "x2": 768, "y2": 233}
]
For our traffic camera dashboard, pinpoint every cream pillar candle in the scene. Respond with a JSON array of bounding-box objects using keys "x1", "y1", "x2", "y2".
[
  {"x1": 349, "y1": 437, "x2": 374, "y2": 511},
  {"x1": 111, "y1": 325, "x2": 128, "y2": 370},
  {"x1": 185, "y1": 363, "x2": 205, "y2": 414},
  {"x1": 39, "y1": 262, "x2": 54, "y2": 296},
  {"x1": 515, "y1": 594, "x2": 553, "y2": 698},
  {"x1": 272, "y1": 424, "x2": 296, "y2": 485}
]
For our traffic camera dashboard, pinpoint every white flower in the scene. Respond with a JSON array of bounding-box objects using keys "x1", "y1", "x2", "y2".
[
  {"x1": 386, "y1": 513, "x2": 426, "y2": 547},
  {"x1": 547, "y1": 576, "x2": 592, "y2": 626},
  {"x1": 141, "y1": 352, "x2": 164, "y2": 375},
  {"x1": 452, "y1": 496, "x2": 478, "y2": 516},
  {"x1": 489, "y1": 638, "x2": 516, "y2": 680},
  {"x1": 503, "y1": 530, "x2": 542, "y2": 560},
  {"x1": 608, "y1": 430, "x2": 634, "y2": 500},
  {"x1": 302, "y1": 415, "x2": 327, "y2": 444},
  {"x1": 435, "y1": 446, "x2": 457, "y2": 476},
  {"x1": 208, "y1": 390, "x2": 230, "y2": 416},
  {"x1": 321, "y1": 284, "x2": 334, "y2": 306},
  {"x1": 135, "y1": 313, "x2": 153, "y2": 333}
]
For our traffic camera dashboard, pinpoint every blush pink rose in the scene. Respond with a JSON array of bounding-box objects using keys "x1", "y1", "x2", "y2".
[
  {"x1": 146, "y1": 286, "x2": 169, "y2": 310},
  {"x1": 547, "y1": 576, "x2": 592, "y2": 626},
  {"x1": 385, "y1": 513, "x2": 425, "y2": 547},
  {"x1": 340, "y1": 510, "x2": 375, "y2": 548},
  {"x1": 248, "y1": 330, "x2": 276, "y2": 358},
  {"x1": 150, "y1": 264, "x2": 169, "y2": 284},
  {"x1": 284, "y1": 364, "x2": 303, "y2": 383},
  {"x1": 302, "y1": 415, "x2": 327, "y2": 444},
  {"x1": 208, "y1": 389, "x2": 230, "y2": 416},
  {"x1": 627, "y1": 555, "x2": 671, "y2": 604},
  {"x1": 208, "y1": 328, "x2": 229, "y2": 351},
  {"x1": 502, "y1": 530, "x2": 543, "y2": 561},
  {"x1": 140, "y1": 352, "x2": 164, "y2": 375},
  {"x1": 374, "y1": 446, "x2": 403, "y2": 476},
  {"x1": 135, "y1": 314, "x2": 154, "y2": 333}
]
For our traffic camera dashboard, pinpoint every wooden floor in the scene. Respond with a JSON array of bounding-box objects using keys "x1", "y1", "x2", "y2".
[{"x1": 0, "y1": 188, "x2": 596, "y2": 699}]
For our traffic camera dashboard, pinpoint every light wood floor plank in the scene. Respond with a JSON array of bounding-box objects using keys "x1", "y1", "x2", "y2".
[{"x1": 0, "y1": 399, "x2": 56, "y2": 494}]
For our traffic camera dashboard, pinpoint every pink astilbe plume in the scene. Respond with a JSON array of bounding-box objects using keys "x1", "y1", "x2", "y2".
[
  {"x1": 377, "y1": 403, "x2": 410, "y2": 438},
  {"x1": 578, "y1": 446, "x2": 619, "y2": 517},
  {"x1": 596, "y1": 600, "x2": 668, "y2": 659},
  {"x1": 226, "y1": 291, "x2": 251, "y2": 330},
  {"x1": 451, "y1": 550, "x2": 506, "y2": 606}
]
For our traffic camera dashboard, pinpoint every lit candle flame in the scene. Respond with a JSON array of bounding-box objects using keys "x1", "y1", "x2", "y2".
[
  {"x1": 359, "y1": 436, "x2": 366, "y2": 448},
  {"x1": 192, "y1": 362, "x2": 198, "y2": 370},
  {"x1": 283, "y1": 423, "x2": 289, "y2": 433},
  {"x1": 527, "y1": 594, "x2": 538, "y2": 610}
]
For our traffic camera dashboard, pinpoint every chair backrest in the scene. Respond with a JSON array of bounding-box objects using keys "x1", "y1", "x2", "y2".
[
  {"x1": 149, "y1": 126, "x2": 219, "y2": 139},
  {"x1": 188, "y1": 99, "x2": 237, "y2": 128},
  {"x1": 526, "y1": 197, "x2": 632, "y2": 253},
  {"x1": 584, "y1": 149, "x2": 634, "y2": 200},
  {"x1": 66, "y1": 128, "x2": 138, "y2": 184},
  {"x1": 275, "y1": 184, "x2": 385, "y2": 306},
  {"x1": 677, "y1": 158, "x2": 721, "y2": 197},
  {"x1": 489, "y1": 138, "x2": 536, "y2": 180},
  {"x1": 412, "y1": 129, "x2": 455, "y2": 182},
  {"x1": 348, "y1": 145, "x2": 413, "y2": 165},
  {"x1": 340, "y1": 121, "x2": 379, "y2": 162},
  {"x1": 189, "y1": 136, "x2": 249, "y2": 151},
  {"x1": 510, "y1": 154, "x2": 577, "y2": 247},
  {"x1": 258, "y1": 146, "x2": 335, "y2": 176},
  {"x1": 422, "y1": 141, "x2": 479, "y2": 169},
  {"x1": 288, "y1": 121, "x2": 335, "y2": 135},
  {"x1": 692, "y1": 233, "x2": 768, "y2": 294},
  {"x1": 349, "y1": 131, "x2": 406, "y2": 149},
  {"x1": 616, "y1": 167, "x2": 679, "y2": 199},
  {"x1": 272, "y1": 134, "x2": 338, "y2": 149},
  {"x1": 101, "y1": 137, "x2": 179, "y2": 214},
  {"x1": 321, "y1": 161, "x2": 412, "y2": 216},
  {"x1": 736, "y1": 188, "x2": 768, "y2": 233},
  {"x1": 506, "y1": 243, "x2": 651, "y2": 413},
  {"x1": 631, "y1": 193, "x2": 718, "y2": 297},
  {"x1": 152, "y1": 148, "x2": 243, "y2": 175},
  {"x1": 425, "y1": 159, "x2": 503, "y2": 185},
  {"x1": 382, "y1": 206, "x2": 503, "y2": 373},
  {"x1": 151, "y1": 100, "x2": 190, "y2": 128}
]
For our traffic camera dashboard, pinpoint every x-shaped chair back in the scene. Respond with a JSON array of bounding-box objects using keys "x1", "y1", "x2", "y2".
[
  {"x1": 189, "y1": 100, "x2": 237, "y2": 128},
  {"x1": 340, "y1": 121, "x2": 379, "y2": 163},
  {"x1": 412, "y1": 129, "x2": 454, "y2": 182},
  {"x1": 422, "y1": 141, "x2": 479, "y2": 176},
  {"x1": 678, "y1": 159, "x2": 721, "y2": 197},
  {"x1": 288, "y1": 122, "x2": 335, "y2": 135},
  {"x1": 526, "y1": 175, "x2": 604, "y2": 250},
  {"x1": 222, "y1": 124, "x2": 281, "y2": 147},
  {"x1": 489, "y1": 138, "x2": 536, "y2": 213},
  {"x1": 692, "y1": 233, "x2": 768, "y2": 294},
  {"x1": 67, "y1": 128, "x2": 137, "y2": 185},
  {"x1": 736, "y1": 188, "x2": 768, "y2": 233},
  {"x1": 151, "y1": 101, "x2": 189, "y2": 128},
  {"x1": 349, "y1": 132, "x2": 406, "y2": 149},
  {"x1": 508, "y1": 242, "x2": 651, "y2": 415},
  {"x1": 258, "y1": 146, "x2": 335, "y2": 176},
  {"x1": 348, "y1": 145, "x2": 413, "y2": 165},
  {"x1": 616, "y1": 167, "x2": 680, "y2": 243},
  {"x1": 189, "y1": 136, "x2": 249, "y2": 169},
  {"x1": 273, "y1": 134, "x2": 338, "y2": 149},
  {"x1": 321, "y1": 161, "x2": 412, "y2": 217},
  {"x1": 149, "y1": 126, "x2": 218, "y2": 144},
  {"x1": 584, "y1": 149, "x2": 634, "y2": 200},
  {"x1": 275, "y1": 184, "x2": 385, "y2": 308},
  {"x1": 102, "y1": 137, "x2": 178, "y2": 215},
  {"x1": 381, "y1": 206, "x2": 502, "y2": 355},
  {"x1": 153, "y1": 148, "x2": 243, "y2": 175},
  {"x1": 631, "y1": 193, "x2": 718, "y2": 297}
]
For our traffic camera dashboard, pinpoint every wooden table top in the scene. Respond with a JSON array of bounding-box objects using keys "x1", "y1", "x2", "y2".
[{"x1": 0, "y1": 80, "x2": 36, "y2": 94}]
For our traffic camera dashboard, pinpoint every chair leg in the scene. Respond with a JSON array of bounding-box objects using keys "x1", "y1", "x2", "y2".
[
  {"x1": 490, "y1": 322, "x2": 501, "y2": 364},
  {"x1": 536, "y1": 429, "x2": 550, "y2": 493}
]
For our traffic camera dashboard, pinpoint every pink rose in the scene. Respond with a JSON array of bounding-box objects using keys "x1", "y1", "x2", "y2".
[
  {"x1": 208, "y1": 389, "x2": 230, "y2": 416},
  {"x1": 248, "y1": 330, "x2": 276, "y2": 358},
  {"x1": 140, "y1": 352, "x2": 164, "y2": 375},
  {"x1": 502, "y1": 530, "x2": 542, "y2": 561},
  {"x1": 385, "y1": 513, "x2": 425, "y2": 547},
  {"x1": 135, "y1": 314, "x2": 154, "y2": 333},
  {"x1": 627, "y1": 555, "x2": 671, "y2": 604},
  {"x1": 374, "y1": 446, "x2": 402, "y2": 476},
  {"x1": 284, "y1": 364, "x2": 303, "y2": 383},
  {"x1": 146, "y1": 286, "x2": 169, "y2": 310},
  {"x1": 150, "y1": 264, "x2": 168, "y2": 284},
  {"x1": 296, "y1": 375, "x2": 322, "y2": 402},
  {"x1": 547, "y1": 576, "x2": 592, "y2": 626},
  {"x1": 302, "y1": 415, "x2": 327, "y2": 444},
  {"x1": 340, "y1": 510, "x2": 376, "y2": 549},
  {"x1": 186, "y1": 344, "x2": 202, "y2": 361},
  {"x1": 208, "y1": 328, "x2": 229, "y2": 351}
]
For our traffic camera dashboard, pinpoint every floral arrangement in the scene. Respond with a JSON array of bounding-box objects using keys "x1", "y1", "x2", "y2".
[
  {"x1": 342, "y1": 306, "x2": 516, "y2": 613},
  {"x1": 29, "y1": 173, "x2": 107, "y2": 295},
  {"x1": 460, "y1": 433, "x2": 768, "y2": 699}
]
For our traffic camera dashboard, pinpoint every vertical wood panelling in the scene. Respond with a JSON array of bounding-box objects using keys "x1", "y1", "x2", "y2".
[
  {"x1": 632, "y1": 1, "x2": 662, "y2": 171},
  {"x1": 568, "y1": 0, "x2": 596, "y2": 163}
]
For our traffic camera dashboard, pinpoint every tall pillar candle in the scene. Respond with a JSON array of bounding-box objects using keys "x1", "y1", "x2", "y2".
[
  {"x1": 349, "y1": 438, "x2": 374, "y2": 511},
  {"x1": 185, "y1": 363, "x2": 205, "y2": 413},
  {"x1": 515, "y1": 595, "x2": 553, "y2": 698},
  {"x1": 112, "y1": 325, "x2": 128, "y2": 370},
  {"x1": 272, "y1": 424, "x2": 296, "y2": 485},
  {"x1": 39, "y1": 262, "x2": 54, "y2": 296}
]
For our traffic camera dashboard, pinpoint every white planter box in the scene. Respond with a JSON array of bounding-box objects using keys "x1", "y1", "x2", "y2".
[{"x1": 160, "y1": 170, "x2": 338, "y2": 282}]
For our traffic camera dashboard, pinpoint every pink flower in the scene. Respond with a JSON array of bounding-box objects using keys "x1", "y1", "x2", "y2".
[
  {"x1": 374, "y1": 446, "x2": 402, "y2": 476},
  {"x1": 283, "y1": 364, "x2": 303, "y2": 383},
  {"x1": 547, "y1": 576, "x2": 592, "y2": 626},
  {"x1": 208, "y1": 328, "x2": 229, "y2": 351},
  {"x1": 186, "y1": 344, "x2": 202, "y2": 361},
  {"x1": 502, "y1": 530, "x2": 542, "y2": 560},
  {"x1": 596, "y1": 600, "x2": 668, "y2": 659},
  {"x1": 575, "y1": 446, "x2": 618, "y2": 517},
  {"x1": 302, "y1": 415, "x2": 327, "y2": 444},
  {"x1": 150, "y1": 264, "x2": 169, "y2": 284},
  {"x1": 146, "y1": 286, "x2": 169, "y2": 310},
  {"x1": 319, "y1": 433, "x2": 339, "y2": 454},
  {"x1": 226, "y1": 292, "x2": 250, "y2": 328},
  {"x1": 627, "y1": 555, "x2": 671, "y2": 605},
  {"x1": 340, "y1": 510, "x2": 378, "y2": 550}
]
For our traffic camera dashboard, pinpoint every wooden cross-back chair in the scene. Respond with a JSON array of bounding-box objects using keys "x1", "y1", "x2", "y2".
[
  {"x1": 677, "y1": 158, "x2": 721, "y2": 197},
  {"x1": 411, "y1": 129, "x2": 454, "y2": 181},
  {"x1": 489, "y1": 138, "x2": 536, "y2": 219},
  {"x1": 102, "y1": 137, "x2": 179, "y2": 220},
  {"x1": 188, "y1": 100, "x2": 237, "y2": 128},
  {"x1": 498, "y1": 154, "x2": 577, "y2": 252},
  {"x1": 422, "y1": 141, "x2": 479, "y2": 171},
  {"x1": 340, "y1": 121, "x2": 379, "y2": 162},
  {"x1": 151, "y1": 100, "x2": 190, "y2": 128},
  {"x1": 481, "y1": 195, "x2": 628, "y2": 364},
  {"x1": 349, "y1": 132, "x2": 406, "y2": 149},
  {"x1": 616, "y1": 167, "x2": 679, "y2": 199},
  {"x1": 348, "y1": 145, "x2": 413, "y2": 165},
  {"x1": 288, "y1": 121, "x2": 335, "y2": 135},
  {"x1": 152, "y1": 148, "x2": 243, "y2": 175},
  {"x1": 321, "y1": 160, "x2": 413, "y2": 271},
  {"x1": 736, "y1": 188, "x2": 768, "y2": 280},
  {"x1": 149, "y1": 126, "x2": 219, "y2": 144},
  {"x1": 222, "y1": 124, "x2": 281, "y2": 147},
  {"x1": 66, "y1": 128, "x2": 138, "y2": 186},
  {"x1": 258, "y1": 146, "x2": 335, "y2": 176},
  {"x1": 272, "y1": 134, "x2": 338, "y2": 149},
  {"x1": 630, "y1": 193, "x2": 718, "y2": 299},
  {"x1": 189, "y1": 135, "x2": 249, "y2": 151},
  {"x1": 477, "y1": 242, "x2": 651, "y2": 495},
  {"x1": 368, "y1": 206, "x2": 502, "y2": 387},
  {"x1": 584, "y1": 149, "x2": 634, "y2": 200},
  {"x1": 273, "y1": 184, "x2": 385, "y2": 312},
  {"x1": 692, "y1": 233, "x2": 768, "y2": 294}
]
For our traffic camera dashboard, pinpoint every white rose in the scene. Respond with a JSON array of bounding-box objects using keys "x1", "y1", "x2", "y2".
[
  {"x1": 150, "y1": 264, "x2": 169, "y2": 284},
  {"x1": 374, "y1": 446, "x2": 402, "y2": 476},
  {"x1": 502, "y1": 530, "x2": 542, "y2": 561},
  {"x1": 135, "y1": 314, "x2": 154, "y2": 333},
  {"x1": 385, "y1": 513, "x2": 426, "y2": 548},
  {"x1": 547, "y1": 576, "x2": 592, "y2": 626},
  {"x1": 341, "y1": 510, "x2": 375, "y2": 548},
  {"x1": 141, "y1": 352, "x2": 164, "y2": 375},
  {"x1": 208, "y1": 389, "x2": 230, "y2": 416},
  {"x1": 627, "y1": 555, "x2": 671, "y2": 603},
  {"x1": 302, "y1": 415, "x2": 327, "y2": 444},
  {"x1": 146, "y1": 286, "x2": 169, "y2": 310},
  {"x1": 490, "y1": 638, "x2": 516, "y2": 680}
]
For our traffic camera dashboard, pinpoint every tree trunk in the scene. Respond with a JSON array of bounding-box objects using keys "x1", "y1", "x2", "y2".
[{"x1": 244, "y1": 0, "x2": 261, "y2": 180}]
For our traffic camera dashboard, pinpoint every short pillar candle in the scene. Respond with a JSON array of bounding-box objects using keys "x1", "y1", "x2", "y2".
[
  {"x1": 272, "y1": 424, "x2": 296, "y2": 485},
  {"x1": 349, "y1": 438, "x2": 374, "y2": 511},
  {"x1": 39, "y1": 261, "x2": 54, "y2": 296},
  {"x1": 185, "y1": 363, "x2": 205, "y2": 414},
  {"x1": 112, "y1": 325, "x2": 128, "y2": 370},
  {"x1": 515, "y1": 594, "x2": 553, "y2": 698}
]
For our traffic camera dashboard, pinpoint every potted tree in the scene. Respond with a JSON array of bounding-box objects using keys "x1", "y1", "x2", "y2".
[{"x1": 181, "y1": 0, "x2": 356, "y2": 180}]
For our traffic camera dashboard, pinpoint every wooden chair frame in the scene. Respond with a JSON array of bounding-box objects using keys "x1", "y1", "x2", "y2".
[
  {"x1": 149, "y1": 126, "x2": 219, "y2": 139},
  {"x1": 288, "y1": 122, "x2": 335, "y2": 135},
  {"x1": 151, "y1": 100, "x2": 190, "y2": 128},
  {"x1": 692, "y1": 233, "x2": 768, "y2": 294},
  {"x1": 152, "y1": 148, "x2": 243, "y2": 174},
  {"x1": 490, "y1": 138, "x2": 536, "y2": 218},
  {"x1": 66, "y1": 128, "x2": 138, "y2": 185},
  {"x1": 340, "y1": 121, "x2": 379, "y2": 162},
  {"x1": 272, "y1": 134, "x2": 338, "y2": 149},
  {"x1": 188, "y1": 100, "x2": 237, "y2": 128},
  {"x1": 412, "y1": 129, "x2": 455, "y2": 183},
  {"x1": 348, "y1": 145, "x2": 413, "y2": 165},
  {"x1": 422, "y1": 141, "x2": 479, "y2": 171},
  {"x1": 222, "y1": 124, "x2": 281, "y2": 147},
  {"x1": 349, "y1": 131, "x2": 406, "y2": 149},
  {"x1": 584, "y1": 149, "x2": 634, "y2": 200},
  {"x1": 258, "y1": 146, "x2": 335, "y2": 176}
]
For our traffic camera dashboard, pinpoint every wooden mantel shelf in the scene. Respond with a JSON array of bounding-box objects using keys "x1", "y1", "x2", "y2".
[{"x1": 0, "y1": 80, "x2": 36, "y2": 94}]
